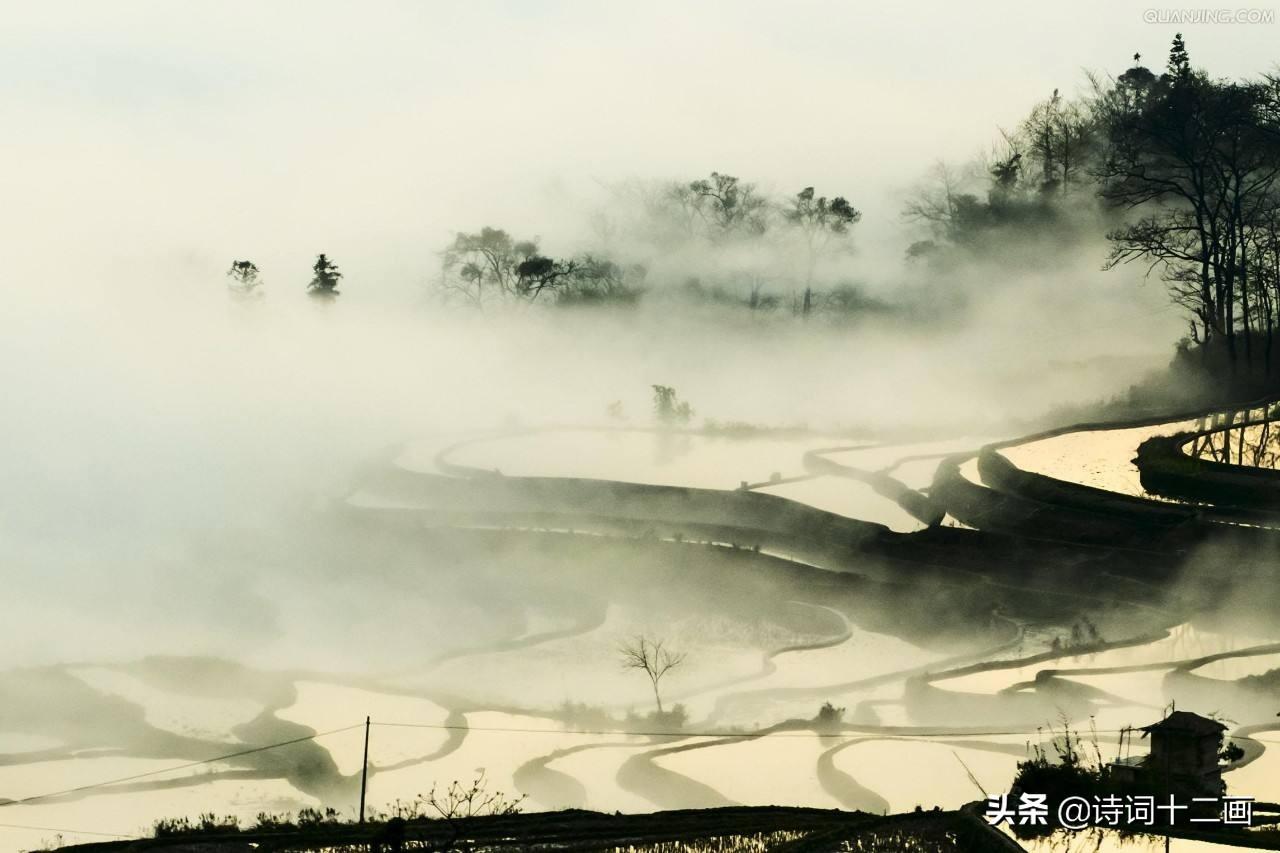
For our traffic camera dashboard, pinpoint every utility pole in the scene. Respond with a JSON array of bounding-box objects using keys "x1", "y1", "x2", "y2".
[{"x1": 359, "y1": 715, "x2": 370, "y2": 824}]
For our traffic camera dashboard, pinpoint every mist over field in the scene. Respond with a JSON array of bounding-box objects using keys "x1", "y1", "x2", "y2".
[
  {"x1": 6, "y1": 3, "x2": 1280, "y2": 851},
  {"x1": 0, "y1": 264, "x2": 1173, "y2": 674}
]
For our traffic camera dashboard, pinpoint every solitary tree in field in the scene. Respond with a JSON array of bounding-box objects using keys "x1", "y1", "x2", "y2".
[
  {"x1": 784, "y1": 187, "x2": 861, "y2": 315},
  {"x1": 618, "y1": 634, "x2": 686, "y2": 714},
  {"x1": 226, "y1": 260, "x2": 263, "y2": 296},
  {"x1": 308, "y1": 254, "x2": 343, "y2": 298}
]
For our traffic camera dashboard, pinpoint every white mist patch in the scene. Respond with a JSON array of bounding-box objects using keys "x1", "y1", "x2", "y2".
[
  {"x1": 549, "y1": 741, "x2": 664, "y2": 813},
  {"x1": 68, "y1": 667, "x2": 262, "y2": 743},
  {"x1": 443, "y1": 430, "x2": 832, "y2": 490},
  {"x1": 754, "y1": 476, "x2": 920, "y2": 530},
  {"x1": 0, "y1": 733, "x2": 62, "y2": 753},
  {"x1": 420, "y1": 604, "x2": 765, "y2": 712},
  {"x1": 275, "y1": 683, "x2": 450, "y2": 776},
  {"x1": 819, "y1": 437, "x2": 998, "y2": 471},
  {"x1": 830, "y1": 736, "x2": 1024, "y2": 812},
  {"x1": 932, "y1": 624, "x2": 1233, "y2": 695},
  {"x1": 1223, "y1": 736, "x2": 1280, "y2": 805},
  {"x1": 756, "y1": 628, "x2": 940, "y2": 692},
  {"x1": 654, "y1": 734, "x2": 841, "y2": 808},
  {"x1": 1191, "y1": 652, "x2": 1280, "y2": 680},
  {"x1": 0, "y1": 767, "x2": 318, "y2": 852},
  {"x1": 369, "y1": 711, "x2": 620, "y2": 811}
]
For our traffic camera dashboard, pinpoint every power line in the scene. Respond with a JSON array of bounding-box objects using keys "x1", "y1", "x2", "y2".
[
  {"x1": 0, "y1": 821, "x2": 136, "y2": 840},
  {"x1": 0, "y1": 723, "x2": 364, "y2": 809},
  {"x1": 3, "y1": 717, "x2": 1265, "y2": 843},
  {"x1": 371, "y1": 720, "x2": 1130, "y2": 739}
]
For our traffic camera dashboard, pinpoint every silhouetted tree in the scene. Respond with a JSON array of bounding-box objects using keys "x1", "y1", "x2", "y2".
[
  {"x1": 425, "y1": 771, "x2": 524, "y2": 820},
  {"x1": 688, "y1": 171, "x2": 769, "y2": 237},
  {"x1": 1021, "y1": 89, "x2": 1097, "y2": 195},
  {"x1": 513, "y1": 254, "x2": 577, "y2": 301},
  {"x1": 440, "y1": 227, "x2": 540, "y2": 306},
  {"x1": 903, "y1": 162, "x2": 967, "y2": 240},
  {"x1": 662, "y1": 181, "x2": 711, "y2": 239},
  {"x1": 226, "y1": 260, "x2": 262, "y2": 296},
  {"x1": 784, "y1": 186, "x2": 861, "y2": 315},
  {"x1": 903, "y1": 152, "x2": 1054, "y2": 250},
  {"x1": 439, "y1": 225, "x2": 650, "y2": 307},
  {"x1": 1099, "y1": 37, "x2": 1280, "y2": 369},
  {"x1": 815, "y1": 701, "x2": 846, "y2": 732},
  {"x1": 557, "y1": 255, "x2": 646, "y2": 305},
  {"x1": 308, "y1": 254, "x2": 342, "y2": 298},
  {"x1": 618, "y1": 634, "x2": 686, "y2": 714}
]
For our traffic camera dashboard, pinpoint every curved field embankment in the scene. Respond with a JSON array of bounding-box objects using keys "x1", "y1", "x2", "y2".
[{"x1": 803, "y1": 445, "x2": 945, "y2": 526}]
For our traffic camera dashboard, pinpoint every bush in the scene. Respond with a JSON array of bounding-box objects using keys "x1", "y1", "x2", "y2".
[
  {"x1": 153, "y1": 813, "x2": 240, "y2": 838},
  {"x1": 815, "y1": 701, "x2": 846, "y2": 731},
  {"x1": 625, "y1": 703, "x2": 689, "y2": 733}
]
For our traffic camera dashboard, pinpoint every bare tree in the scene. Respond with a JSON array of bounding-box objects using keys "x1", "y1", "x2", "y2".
[
  {"x1": 902, "y1": 161, "x2": 968, "y2": 238},
  {"x1": 1020, "y1": 89, "x2": 1096, "y2": 195},
  {"x1": 439, "y1": 227, "x2": 539, "y2": 306},
  {"x1": 389, "y1": 771, "x2": 525, "y2": 853},
  {"x1": 424, "y1": 770, "x2": 524, "y2": 820},
  {"x1": 618, "y1": 634, "x2": 686, "y2": 713}
]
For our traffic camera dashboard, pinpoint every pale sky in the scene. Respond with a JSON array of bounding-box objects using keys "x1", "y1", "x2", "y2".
[{"x1": 3, "y1": 0, "x2": 1277, "y2": 298}]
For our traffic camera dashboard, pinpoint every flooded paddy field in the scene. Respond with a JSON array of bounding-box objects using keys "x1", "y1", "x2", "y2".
[{"x1": 7, "y1": 411, "x2": 1280, "y2": 852}]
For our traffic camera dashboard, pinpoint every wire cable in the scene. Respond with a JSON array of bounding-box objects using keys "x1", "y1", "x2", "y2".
[
  {"x1": 0, "y1": 723, "x2": 364, "y2": 808},
  {"x1": 371, "y1": 720, "x2": 1129, "y2": 739},
  {"x1": 0, "y1": 821, "x2": 137, "y2": 840}
]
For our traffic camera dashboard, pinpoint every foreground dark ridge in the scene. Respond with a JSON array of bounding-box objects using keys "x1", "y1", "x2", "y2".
[{"x1": 54, "y1": 804, "x2": 1023, "y2": 852}]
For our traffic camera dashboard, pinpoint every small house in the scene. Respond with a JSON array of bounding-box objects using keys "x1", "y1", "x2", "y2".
[{"x1": 1109, "y1": 711, "x2": 1227, "y2": 796}]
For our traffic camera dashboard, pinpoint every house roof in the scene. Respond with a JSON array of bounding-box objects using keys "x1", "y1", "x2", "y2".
[
  {"x1": 1140, "y1": 711, "x2": 1227, "y2": 736},
  {"x1": 1112, "y1": 754, "x2": 1146, "y2": 767}
]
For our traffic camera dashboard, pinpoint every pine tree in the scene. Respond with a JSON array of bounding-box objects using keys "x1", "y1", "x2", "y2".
[
  {"x1": 308, "y1": 254, "x2": 343, "y2": 298},
  {"x1": 1168, "y1": 33, "x2": 1190, "y2": 81}
]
